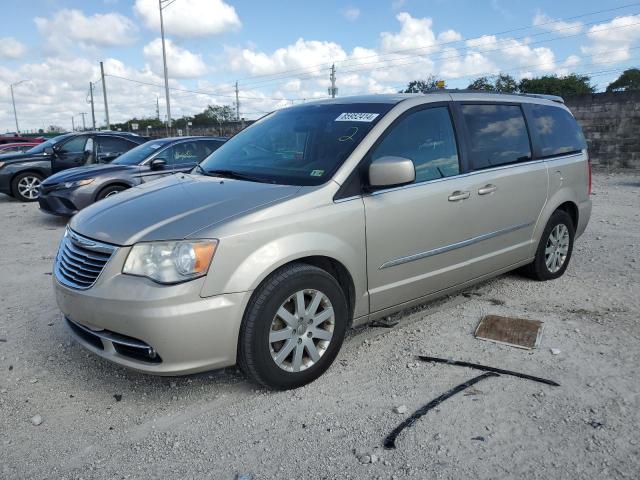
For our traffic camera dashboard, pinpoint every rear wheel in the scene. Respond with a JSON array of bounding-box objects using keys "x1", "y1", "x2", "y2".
[
  {"x1": 12, "y1": 172, "x2": 43, "y2": 202},
  {"x1": 238, "y1": 263, "x2": 348, "y2": 390},
  {"x1": 520, "y1": 210, "x2": 575, "y2": 281},
  {"x1": 97, "y1": 184, "x2": 127, "y2": 200}
]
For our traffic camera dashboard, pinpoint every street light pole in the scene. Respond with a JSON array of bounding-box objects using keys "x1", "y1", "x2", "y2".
[
  {"x1": 159, "y1": 0, "x2": 172, "y2": 134},
  {"x1": 10, "y1": 80, "x2": 25, "y2": 134}
]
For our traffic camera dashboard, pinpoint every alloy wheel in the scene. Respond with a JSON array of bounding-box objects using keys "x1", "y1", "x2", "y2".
[
  {"x1": 268, "y1": 289, "x2": 335, "y2": 372},
  {"x1": 17, "y1": 176, "x2": 41, "y2": 200},
  {"x1": 545, "y1": 224, "x2": 570, "y2": 273}
]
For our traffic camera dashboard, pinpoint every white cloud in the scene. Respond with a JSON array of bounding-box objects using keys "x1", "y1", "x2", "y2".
[
  {"x1": 134, "y1": 0, "x2": 241, "y2": 37},
  {"x1": 143, "y1": 38, "x2": 207, "y2": 78},
  {"x1": 380, "y1": 12, "x2": 437, "y2": 52},
  {"x1": 0, "y1": 37, "x2": 26, "y2": 59},
  {"x1": 581, "y1": 14, "x2": 640, "y2": 64},
  {"x1": 533, "y1": 12, "x2": 582, "y2": 36},
  {"x1": 34, "y1": 9, "x2": 137, "y2": 52},
  {"x1": 342, "y1": 7, "x2": 361, "y2": 21}
]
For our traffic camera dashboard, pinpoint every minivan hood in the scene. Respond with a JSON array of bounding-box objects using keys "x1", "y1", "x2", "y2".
[
  {"x1": 43, "y1": 164, "x2": 136, "y2": 185},
  {"x1": 70, "y1": 173, "x2": 301, "y2": 245}
]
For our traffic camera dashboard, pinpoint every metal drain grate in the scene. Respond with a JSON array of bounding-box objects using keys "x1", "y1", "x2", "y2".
[{"x1": 474, "y1": 314, "x2": 544, "y2": 349}]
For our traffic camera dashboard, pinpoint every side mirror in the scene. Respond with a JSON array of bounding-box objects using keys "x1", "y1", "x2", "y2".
[
  {"x1": 368, "y1": 156, "x2": 415, "y2": 189},
  {"x1": 44, "y1": 146, "x2": 54, "y2": 155},
  {"x1": 149, "y1": 158, "x2": 167, "y2": 170}
]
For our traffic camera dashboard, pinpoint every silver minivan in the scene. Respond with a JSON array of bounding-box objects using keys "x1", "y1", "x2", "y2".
[{"x1": 54, "y1": 92, "x2": 592, "y2": 389}]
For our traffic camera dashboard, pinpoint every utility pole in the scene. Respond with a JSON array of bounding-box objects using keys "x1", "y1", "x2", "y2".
[
  {"x1": 88, "y1": 82, "x2": 96, "y2": 130},
  {"x1": 156, "y1": 96, "x2": 160, "y2": 120},
  {"x1": 235, "y1": 81, "x2": 240, "y2": 121},
  {"x1": 159, "y1": 0, "x2": 172, "y2": 132},
  {"x1": 78, "y1": 112, "x2": 87, "y2": 131},
  {"x1": 10, "y1": 80, "x2": 25, "y2": 134},
  {"x1": 71, "y1": 115, "x2": 75, "y2": 132},
  {"x1": 328, "y1": 63, "x2": 337, "y2": 98},
  {"x1": 100, "y1": 61, "x2": 110, "y2": 130}
]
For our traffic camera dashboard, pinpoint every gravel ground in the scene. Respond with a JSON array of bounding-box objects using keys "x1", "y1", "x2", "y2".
[{"x1": 1, "y1": 170, "x2": 639, "y2": 480}]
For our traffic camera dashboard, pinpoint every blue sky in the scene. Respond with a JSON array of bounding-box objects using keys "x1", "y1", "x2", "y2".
[{"x1": 1, "y1": 0, "x2": 639, "y2": 132}]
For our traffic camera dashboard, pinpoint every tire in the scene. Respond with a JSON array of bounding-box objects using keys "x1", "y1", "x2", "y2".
[
  {"x1": 97, "y1": 184, "x2": 127, "y2": 200},
  {"x1": 238, "y1": 263, "x2": 349, "y2": 390},
  {"x1": 520, "y1": 210, "x2": 575, "y2": 281},
  {"x1": 11, "y1": 172, "x2": 44, "y2": 202}
]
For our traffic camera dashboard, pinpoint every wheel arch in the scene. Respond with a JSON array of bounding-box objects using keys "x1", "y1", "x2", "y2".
[{"x1": 95, "y1": 182, "x2": 131, "y2": 201}]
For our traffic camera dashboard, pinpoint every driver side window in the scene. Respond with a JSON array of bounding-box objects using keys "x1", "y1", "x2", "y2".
[
  {"x1": 370, "y1": 106, "x2": 460, "y2": 183},
  {"x1": 58, "y1": 136, "x2": 87, "y2": 154}
]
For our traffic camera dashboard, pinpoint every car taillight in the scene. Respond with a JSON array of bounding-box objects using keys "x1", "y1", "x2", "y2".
[{"x1": 588, "y1": 157, "x2": 592, "y2": 195}]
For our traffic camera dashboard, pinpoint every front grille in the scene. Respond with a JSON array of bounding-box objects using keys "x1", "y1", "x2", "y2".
[{"x1": 55, "y1": 229, "x2": 116, "y2": 290}]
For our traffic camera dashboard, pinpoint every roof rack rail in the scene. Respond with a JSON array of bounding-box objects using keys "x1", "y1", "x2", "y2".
[{"x1": 423, "y1": 89, "x2": 565, "y2": 104}]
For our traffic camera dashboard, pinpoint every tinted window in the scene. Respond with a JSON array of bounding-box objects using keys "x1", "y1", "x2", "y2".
[
  {"x1": 528, "y1": 104, "x2": 586, "y2": 157},
  {"x1": 370, "y1": 106, "x2": 459, "y2": 183},
  {"x1": 112, "y1": 139, "x2": 172, "y2": 165},
  {"x1": 161, "y1": 140, "x2": 203, "y2": 165},
  {"x1": 198, "y1": 103, "x2": 393, "y2": 186},
  {"x1": 462, "y1": 104, "x2": 531, "y2": 169},
  {"x1": 97, "y1": 137, "x2": 135, "y2": 154},
  {"x1": 200, "y1": 139, "x2": 224, "y2": 157},
  {"x1": 58, "y1": 135, "x2": 88, "y2": 153}
]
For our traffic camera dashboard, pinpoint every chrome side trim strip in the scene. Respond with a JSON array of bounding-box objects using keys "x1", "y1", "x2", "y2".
[{"x1": 379, "y1": 221, "x2": 533, "y2": 269}]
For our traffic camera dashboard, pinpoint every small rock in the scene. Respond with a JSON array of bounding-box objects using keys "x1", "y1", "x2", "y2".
[
  {"x1": 113, "y1": 394, "x2": 122, "y2": 402},
  {"x1": 29, "y1": 378, "x2": 38, "y2": 384},
  {"x1": 370, "y1": 454, "x2": 379, "y2": 464},
  {"x1": 30, "y1": 415, "x2": 43, "y2": 426},
  {"x1": 169, "y1": 381, "x2": 177, "y2": 388},
  {"x1": 550, "y1": 348, "x2": 561, "y2": 355},
  {"x1": 471, "y1": 436, "x2": 486, "y2": 442},
  {"x1": 393, "y1": 405, "x2": 408, "y2": 414},
  {"x1": 358, "y1": 454, "x2": 371, "y2": 464}
]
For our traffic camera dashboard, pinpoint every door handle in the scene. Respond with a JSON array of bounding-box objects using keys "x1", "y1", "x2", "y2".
[
  {"x1": 478, "y1": 184, "x2": 497, "y2": 195},
  {"x1": 448, "y1": 190, "x2": 470, "y2": 202}
]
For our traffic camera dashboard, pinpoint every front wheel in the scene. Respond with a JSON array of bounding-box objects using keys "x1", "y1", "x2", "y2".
[
  {"x1": 12, "y1": 172, "x2": 44, "y2": 202},
  {"x1": 97, "y1": 184, "x2": 127, "y2": 200},
  {"x1": 238, "y1": 263, "x2": 348, "y2": 390},
  {"x1": 520, "y1": 210, "x2": 575, "y2": 281}
]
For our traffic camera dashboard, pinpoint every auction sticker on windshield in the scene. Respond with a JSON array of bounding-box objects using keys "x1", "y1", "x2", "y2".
[{"x1": 335, "y1": 113, "x2": 379, "y2": 122}]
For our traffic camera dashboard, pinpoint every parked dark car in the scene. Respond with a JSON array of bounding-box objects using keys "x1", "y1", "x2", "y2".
[
  {"x1": 0, "y1": 132, "x2": 147, "y2": 202},
  {"x1": 39, "y1": 136, "x2": 227, "y2": 216}
]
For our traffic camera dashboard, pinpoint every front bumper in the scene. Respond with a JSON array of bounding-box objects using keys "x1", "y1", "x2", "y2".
[
  {"x1": 54, "y1": 261, "x2": 251, "y2": 375},
  {"x1": 38, "y1": 186, "x2": 95, "y2": 216}
]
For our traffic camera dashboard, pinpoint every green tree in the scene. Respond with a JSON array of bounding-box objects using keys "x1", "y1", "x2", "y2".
[
  {"x1": 401, "y1": 76, "x2": 440, "y2": 93},
  {"x1": 467, "y1": 74, "x2": 518, "y2": 93},
  {"x1": 518, "y1": 74, "x2": 595, "y2": 97},
  {"x1": 606, "y1": 68, "x2": 640, "y2": 92},
  {"x1": 192, "y1": 104, "x2": 235, "y2": 125}
]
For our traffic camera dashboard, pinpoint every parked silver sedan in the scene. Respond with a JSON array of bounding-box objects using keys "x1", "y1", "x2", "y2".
[{"x1": 53, "y1": 92, "x2": 591, "y2": 389}]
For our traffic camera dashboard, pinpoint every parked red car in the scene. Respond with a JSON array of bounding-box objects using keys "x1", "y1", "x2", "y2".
[
  {"x1": 0, "y1": 143, "x2": 40, "y2": 154},
  {"x1": 0, "y1": 136, "x2": 45, "y2": 145}
]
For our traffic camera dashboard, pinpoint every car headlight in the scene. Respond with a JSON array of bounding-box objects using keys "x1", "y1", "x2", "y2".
[
  {"x1": 61, "y1": 179, "x2": 94, "y2": 189},
  {"x1": 123, "y1": 240, "x2": 218, "y2": 284},
  {"x1": 0, "y1": 162, "x2": 5, "y2": 169}
]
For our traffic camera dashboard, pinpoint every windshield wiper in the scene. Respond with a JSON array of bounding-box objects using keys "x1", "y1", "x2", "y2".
[{"x1": 201, "y1": 168, "x2": 273, "y2": 183}]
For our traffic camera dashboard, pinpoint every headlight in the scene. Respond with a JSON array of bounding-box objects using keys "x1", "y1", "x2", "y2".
[
  {"x1": 123, "y1": 240, "x2": 218, "y2": 284},
  {"x1": 0, "y1": 162, "x2": 5, "y2": 169},
  {"x1": 61, "y1": 179, "x2": 94, "y2": 189}
]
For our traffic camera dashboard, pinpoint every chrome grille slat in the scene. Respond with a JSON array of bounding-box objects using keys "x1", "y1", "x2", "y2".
[{"x1": 54, "y1": 229, "x2": 117, "y2": 290}]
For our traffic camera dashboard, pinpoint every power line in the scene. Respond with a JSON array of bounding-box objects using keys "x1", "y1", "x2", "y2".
[
  {"x1": 240, "y1": 15, "x2": 640, "y2": 89},
  {"x1": 234, "y1": 3, "x2": 640, "y2": 87}
]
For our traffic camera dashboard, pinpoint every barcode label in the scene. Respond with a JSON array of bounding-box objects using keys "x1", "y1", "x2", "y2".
[{"x1": 335, "y1": 112, "x2": 380, "y2": 122}]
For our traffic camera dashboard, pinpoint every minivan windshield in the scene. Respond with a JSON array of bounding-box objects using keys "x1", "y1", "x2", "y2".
[
  {"x1": 25, "y1": 133, "x2": 73, "y2": 154},
  {"x1": 197, "y1": 103, "x2": 393, "y2": 186},
  {"x1": 113, "y1": 138, "x2": 172, "y2": 165}
]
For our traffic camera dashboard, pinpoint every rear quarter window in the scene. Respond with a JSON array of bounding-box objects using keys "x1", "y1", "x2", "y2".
[
  {"x1": 461, "y1": 104, "x2": 531, "y2": 170},
  {"x1": 527, "y1": 104, "x2": 587, "y2": 158}
]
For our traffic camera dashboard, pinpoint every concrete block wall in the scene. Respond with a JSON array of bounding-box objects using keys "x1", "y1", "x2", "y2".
[{"x1": 564, "y1": 91, "x2": 640, "y2": 169}]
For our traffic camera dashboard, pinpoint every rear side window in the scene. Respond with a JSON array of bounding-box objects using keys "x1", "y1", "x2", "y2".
[
  {"x1": 461, "y1": 104, "x2": 531, "y2": 170},
  {"x1": 97, "y1": 137, "x2": 136, "y2": 154},
  {"x1": 370, "y1": 106, "x2": 460, "y2": 183},
  {"x1": 527, "y1": 104, "x2": 587, "y2": 157},
  {"x1": 200, "y1": 140, "x2": 224, "y2": 157}
]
